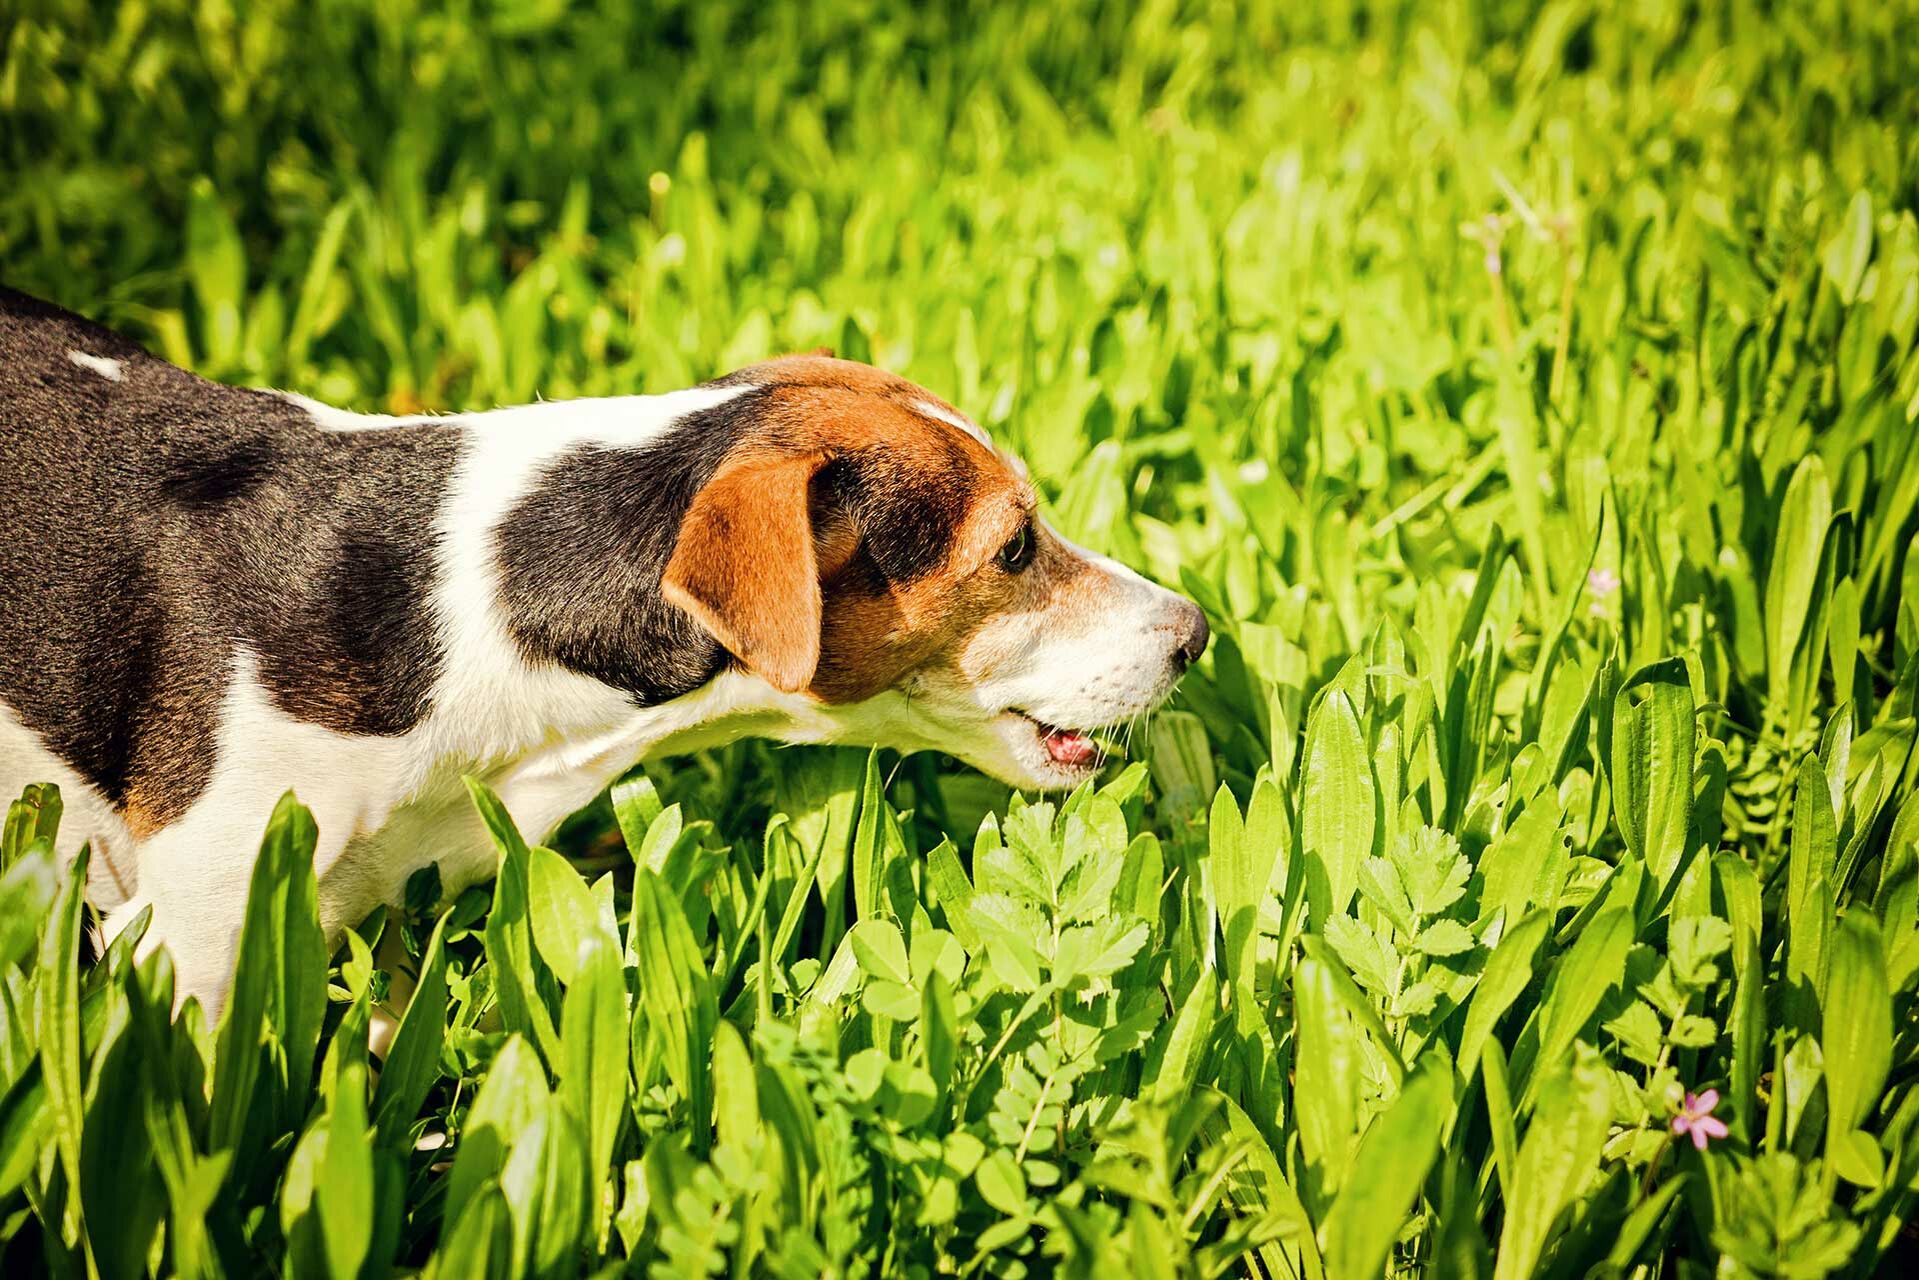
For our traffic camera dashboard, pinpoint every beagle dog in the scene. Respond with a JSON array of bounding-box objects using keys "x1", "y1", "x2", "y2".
[{"x1": 0, "y1": 287, "x2": 1207, "y2": 1012}]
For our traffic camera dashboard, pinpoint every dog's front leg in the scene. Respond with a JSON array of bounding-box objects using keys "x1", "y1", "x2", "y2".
[{"x1": 109, "y1": 784, "x2": 360, "y2": 1019}]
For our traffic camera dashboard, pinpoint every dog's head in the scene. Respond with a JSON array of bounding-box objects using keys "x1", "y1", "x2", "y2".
[{"x1": 659, "y1": 355, "x2": 1207, "y2": 789}]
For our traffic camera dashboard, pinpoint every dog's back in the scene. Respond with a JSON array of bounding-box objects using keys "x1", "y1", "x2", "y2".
[
  {"x1": 0, "y1": 288, "x2": 462, "y2": 849},
  {"x1": 1, "y1": 288, "x2": 198, "y2": 847}
]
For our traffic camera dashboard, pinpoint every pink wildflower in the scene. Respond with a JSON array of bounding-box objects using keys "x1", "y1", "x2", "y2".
[{"x1": 1671, "y1": 1089, "x2": 1728, "y2": 1151}]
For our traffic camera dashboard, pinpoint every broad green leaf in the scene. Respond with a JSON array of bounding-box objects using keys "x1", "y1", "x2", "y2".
[
  {"x1": 1609, "y1": 658, "x2": 1695, "y2": 889},
  {"x1": 1302, "y1": 690, "x2": 1375, "y2": 928},
  {"x1": 527, "y1": 843, "x2": 602, "y2": 986},
  {"x1": 1459, "y1": 911, "x2": 1550, "y2": 1081},
  {"x1": 373, "y1": 912, "x2": 452, "y2": 1148},
  {"x1": 1295, "y1": 954, "x2": 1364, "y2": 1210},
  {"x1": 0, "y1": 1058, "x2": 48, "y2": 1200},
  {"x1": 445, "y1": 1036, "x2": 549, "y2": 1232},
  {"x1": 1533, "y1": 906, "x2": 1633, "y2": 1079},
  {"x1": 711, "y1": 1019, "x2": 760, "y2": 1155},
  {"x1": 1323, "y1": 1056, "x2": 1448, "y2": 1280},
  {"x1": 772, "y1": 745, "x2": 865, "y2": 940},
  {"x1": 1202, "y1": 1090, "x2": 1315, "y2": 1253},
  {"x1": 319, "y1": 1058, "x2": 376, "y2": 1280},
  {"x1": 186, "y1": 177, "x2": 246, "y2": 366},
  {"x1": 632, "y1": 869, "x2": 717, "y2": 1152},
  {"x1": 850, "y1": 748, "x2": 887, "y2": 924},
  {"x1": 1824, "y1": 914, "x2": 1891, "y2": 1142},
  {"x1": 430, "y1": 1181, "x2": 514, "y2": 1280},
  {"x1": 472, "y1": 779, "x2": 561, "y2": 1066},
  {"x1": 1146, "y1": 967, "x2": 1217, "y2": 1107},
  {"x1": 36, "y1": 845, "x2": 89, "y2": 1248},
  {"x1": 80, "y1": 1001, "x2": 167, "y2": 1280},
  {"x1": 1786, "y1": 756, "x2": 1838, "y2": 1029},
  {"x1": 0, "y1": 841, "x2": 60, "y2": 973},
  {"x1": 561, "y1": 934, "x2": 627, "y2": 1229},
  {"x1": 1730, "y1": 924, "x2": 1767, "y2": 1141},
  {"x1": 1481, "y1": 1039, "x2": 1518, "y2": 1209},
  {"x1": 1820, "y1": 189, "x2": 1873, "y2": 304},
  {"x1": 610, "y1": 764, "x2": 665, "y2": 857},
  {"x1": 1765, "y1": 456, "x2": 1832, "y2": 701},
  {"x1": 925, "y1": 837, "x2": 982, "y2": 951},
  {"x1": 211, "y1": 793, "x2": 328, "y2": 1154},
  {"x1": 1493, "y1": 1049, "x2": 1613, "y2": 1280},
  {"x1": 501, "y1": 1099, "x2": 590, "y2": 1275},
  {"x1": 1214, "y1": 780, "x2": 1283, "y2": 994},
  {"x1": 1, "y1": 781, "x2": 61, "y2": 871}
]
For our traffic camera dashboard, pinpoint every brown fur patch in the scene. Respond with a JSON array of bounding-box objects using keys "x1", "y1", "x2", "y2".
[
  {"x1": 121, "y1": 798, "x2": 164, "y2": 841},
  {"x1": 669, "y1": 356, "x2": 1037, "y2": 703},
  {"x1": 662, "y1": 449, "x2": 830, "y2": 694}
]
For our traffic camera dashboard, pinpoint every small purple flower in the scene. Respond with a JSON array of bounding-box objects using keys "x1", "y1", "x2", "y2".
[
  {"x1": 1671, "y1": 1089, "x2": 1728, "y2": 1151},
  {"x1": 1586, "y1": 568, "x2": 1620, "y2": 598}
]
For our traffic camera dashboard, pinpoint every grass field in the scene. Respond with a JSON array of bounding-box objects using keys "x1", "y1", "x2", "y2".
[{"x1": 4, "y1": 0, "x2": 1919, "y2": 1274}]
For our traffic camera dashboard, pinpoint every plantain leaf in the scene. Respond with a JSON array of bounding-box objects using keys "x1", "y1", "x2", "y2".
[
  {"x1": 1765, "y1": 456, "x2": 1832, "y2": 703},
  {"x1": 1458, "y1": 911, "x2": 1551, "y2": 1082},
  {"x1": 1323, "y1": 1055, "x2": 1449, "y2": 1280},
  {"x1": 373, "y1": 911, "x2": 452, "y2": 1148},
  {"x1": 1820, "y1": 189, "x2": 1874, "y2": 305},
  {"x1": 1294, "y1": 953, "x2": 1364, "y2": 1212},
  {"x1": 1609, "y1": 657, "x2": 1695, "y2": 890},
  {"x1": 1302, "y1": 690, "x2": 1376, "y2": 928},
  {"x1": 445, "y1": 1036, "x2": 549, "y2": 1233},
  {"x1": 526, "y1": 843, "x2": 603, "y2": 986},
  {"x1": 631, "y1": 868, "x2": 718, "y2": 1153},
  {"x1": 1786, "y1": 756, "x2": 1838, "y2": 1031},
  {"x1": 1532, "y1": 906, "x2": 1633, "y2": 1083},
  {"x1": 1824, "y1": 914, "x2": 1891, "y2": 1143},
  {"x1": 472, "y1": 778, "x2": 561, "y2": 1066},
  {"x1": 1493, "y1": 1048, "x2": 1614, "y2": 1280}
]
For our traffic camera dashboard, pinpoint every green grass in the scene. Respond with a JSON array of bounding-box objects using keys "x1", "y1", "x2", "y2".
[{"x1": 4, "y1": 0, "x2": 1919, "y2": 1274}]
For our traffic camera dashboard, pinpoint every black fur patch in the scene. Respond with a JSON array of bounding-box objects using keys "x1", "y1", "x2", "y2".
[
  {"x1": 0, "y1": 286, "x2": 461, "y2": 824},
  {"x1": 495, "y1": 384, "x2": 978, "y2": 700},
  {"x1": 830, "y1": 436, "x2": 977, "y2": 585},
  {"x1": 494, "y1": 394, "x2": 762, "y2": 703}
]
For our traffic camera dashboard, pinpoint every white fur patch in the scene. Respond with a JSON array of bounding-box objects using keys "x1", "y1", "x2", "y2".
[
  {"x1": 418, "y1": 385, "x2": 756, "y2": 767},
  {"x1": 275, "y1": 390, "x2": 419, "y2": 432},
  {"x1": 97, "y1": 648, "x2": 440, "y2": 1014},
  {"x1": 913, "y1": 398, "x2": 993, "y2": 448},
  {"x1": 0, "y1": 698, "x2": 139, "y2": 908},
  {"x1": 67, "y1": 350, "x2": 124, "y2": 382}
]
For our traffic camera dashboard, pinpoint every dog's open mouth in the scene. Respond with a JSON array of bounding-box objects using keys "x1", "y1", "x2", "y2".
[{"x1": 1011, "y1": 710, "x2": 1103, "y2": 770}]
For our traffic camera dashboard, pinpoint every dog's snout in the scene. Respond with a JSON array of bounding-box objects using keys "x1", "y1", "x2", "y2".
[{"x1": 1170, "y1": 601, "x2": 1209, "y2": 669}]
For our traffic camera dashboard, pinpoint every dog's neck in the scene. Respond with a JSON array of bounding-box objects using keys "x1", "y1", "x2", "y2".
[{"x1": 287, "y1": 385, "x2": 764, "y2": 770}]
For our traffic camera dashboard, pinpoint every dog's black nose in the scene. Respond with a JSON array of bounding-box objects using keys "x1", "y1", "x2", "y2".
[{"x1": 1171, "y1": 601, "x2": 1209, "y2": 669}]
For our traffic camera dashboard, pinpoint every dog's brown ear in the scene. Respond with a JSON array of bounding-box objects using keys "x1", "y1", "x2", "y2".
[{"x1": 662, "y1": 453, "x2": 826, "y2": 694}]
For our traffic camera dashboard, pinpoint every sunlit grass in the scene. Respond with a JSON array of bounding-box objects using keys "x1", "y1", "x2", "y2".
[{"x1": 3, "y1": 0, "x2": 1918, "y2": 1274}]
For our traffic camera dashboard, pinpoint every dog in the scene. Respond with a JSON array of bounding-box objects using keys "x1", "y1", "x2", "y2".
[{"x1": 0, "y1": 286, "x2": 1208, "y2": 1014}]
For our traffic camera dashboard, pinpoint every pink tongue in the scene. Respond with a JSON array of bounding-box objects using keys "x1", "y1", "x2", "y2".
[{"x1": 1042, "y1": 727, "x2": 1099, "y2": 767}]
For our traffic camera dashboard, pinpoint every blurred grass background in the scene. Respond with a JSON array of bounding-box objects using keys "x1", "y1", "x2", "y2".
[{"x1": 8, "y1": 0, "x2": 1912, "y2": 418}]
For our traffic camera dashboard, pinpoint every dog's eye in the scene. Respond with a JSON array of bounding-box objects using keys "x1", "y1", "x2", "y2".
[{"x1": 997, "y1": 520, "x2": 1035, "y2": 573}]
